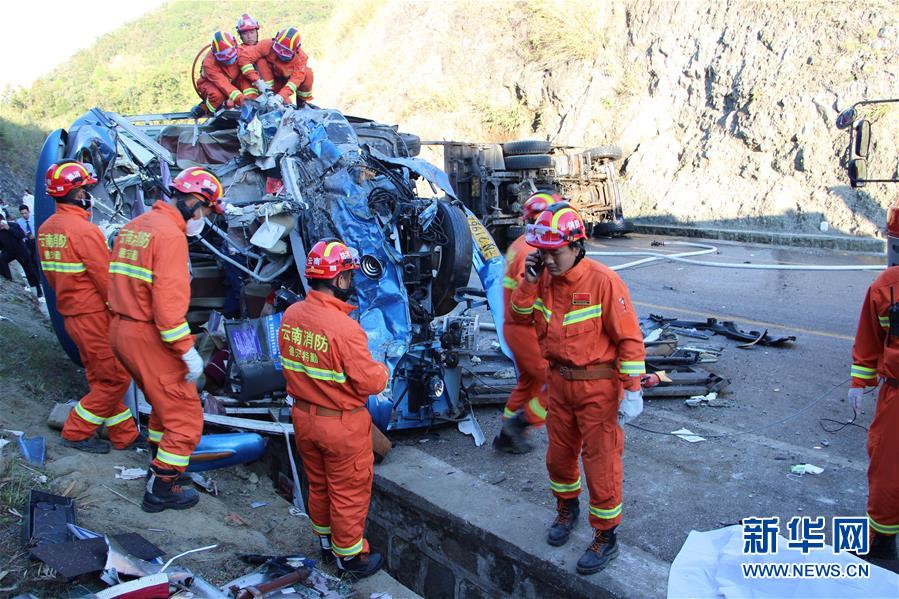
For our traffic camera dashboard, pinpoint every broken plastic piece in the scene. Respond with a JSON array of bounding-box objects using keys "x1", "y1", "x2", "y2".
[
  {"x1": 457, "y1": 410, "x2": 486, "y2": 446},
  {"x1": 17, "y1": 435, "x2": 45, "y2": 465},
  {"x1": 115, "y1": 466, "x2": 147, "y2": 480},
  {"x1": 94, "y1": 572, "x2": 169, "y2": 598},
  {"x1": 790, "y1": 464, "x2": 824, "y2": 475},
  {"x1": 22, "y1": 489, "x2": 76, "y2": 548},
  {"x1": 672, "y1": 428, "x2": 706, "y2": 443}
]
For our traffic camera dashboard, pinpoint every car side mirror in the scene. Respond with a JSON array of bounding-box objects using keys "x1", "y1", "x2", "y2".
[
  {"x1": 849, "y1": 158, "x2": 867, "y2": 188},
  {"x1": 854, "y1": 119, "x2": 871, "y2": 158},
  {"x1": 836, "y1": 107, "x2": 856, "y2": 130}
]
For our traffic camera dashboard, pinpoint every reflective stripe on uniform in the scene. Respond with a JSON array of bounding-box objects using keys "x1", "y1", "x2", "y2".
[
  {"x1": 297, "y1": 90, "x2": 313, "y2": 99},
  {"x1": 280, "y1": 356, "x2": 347, "y2": 383},
  {"x1": 156, "y1": 448, "x2": 190, "y2": 467},
  {"x1": 332, "y1": 537, "x2": 364, "y2": 557},
  {"x1": 534, "y1": 298, "x2": 551, "y2": 322},
  {"x1": 148, "y1": 429, "x2": 163, "y2": 443},
  {"x1": 109, "y1": 261, "x2": 153, "y2": 283},
  {"x1": 850, "y1": 364, "x2": 877, "y2": 380},
  {"x1": 265, "y1": 80, "x2": 275, "y2": 86},
  {"x1": 105, "y1": 409, "x2": 133, "y2": 427},
  {"x1": 549, "y1": 477, "x2": 581, "y2": 493},
  {"x1": 619, "y1": 360, "x2": 646, "y2": 376},
  {"x1": 511, "y1": 302, "x2": 534, "y2": 315},
  {"x1": 879, "y1": 316, "x2": 890, "y2": 329},
  {"x1": 240, "y1": 64, "x2": 254, "y2": 74},
  {"x1": 311, "y1": 521, "x2": 331, "y2": 535},
  {"x1": 243, "y1": 88, "x2": 258, "y2": 96},
  {"x1": 41, "y1": 261, "x2": 86, "y2": 273},
  {"x1": 527, "y1": 396, "x2": 547, "y2": 420},
  {"x1": 502, "y1": 276, "x2": 517, "y2": 290},
  {"x1": 868, "y1": 513, "x2": 899, "y2": 534},
  {"x1": 562, "y1": 304, "x2": 602, "y2": 326},
  {"x1": 502, "y1": 407, "x2": 516, "y2": 419},
  {"x1": 286, "y1": 81, "x2": 298, "y2": 93},
  {"x1": 160, "y1": 322, "x2": 190, "y2": 343},
  {"x1": 589, "y1": 503, "x2": 622, "y2": 520},
  {"x1": 74, "y1": 401, "x2": 106, "y2": 426},
  {"x1": 228, "y1": 89, "x2": 240, "y2": 100}
]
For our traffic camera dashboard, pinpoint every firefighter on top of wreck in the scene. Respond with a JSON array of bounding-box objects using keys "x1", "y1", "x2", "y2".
[
  {"x1": 848, "y1": 196, "x2": 899, "y2": 564},
  {"x1": 509, "y1": 203, "x2": 646, "y2": 575},
  {"x1": 278, "y1": 239, "x2": 390, "y2": 578}
]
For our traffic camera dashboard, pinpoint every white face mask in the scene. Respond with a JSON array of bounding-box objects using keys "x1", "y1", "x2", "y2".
[{"x1": 185, "y1": 215, "x2": 205, "y2": 237}]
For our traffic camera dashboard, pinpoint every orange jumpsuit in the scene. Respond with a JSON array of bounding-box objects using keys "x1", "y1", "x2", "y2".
[
  {"x1": 238, "y1": 39, "x2": 314, "y2": 104},
  {"x1": 850, "y1": 265, "x2": 899, "y2": 538},
  {"x1": 38, "y1": 203, "x2": 138, "y2": 448},
  {"x1": 278, "y1": 290, "x2": 389, "y2": 558},
  {"x1": 510, "y1": 258, "x2": 645, "y2": 531},
  {"x1": 108, "y1": 201, "x2": 200, "y2": 473},
  {"x1": 195, "y1": 49, "x2": 259, "y2": 112},
  {"x1": 501, "y1": 235, "x2": 548, "y2": 425}
]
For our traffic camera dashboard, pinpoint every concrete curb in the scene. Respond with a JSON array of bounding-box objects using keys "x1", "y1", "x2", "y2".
[
  {"x1": 632, "y1": 223, "x2": 884, "y2": 253},
  {"x1": 368, "y1": 446, "x2": 670, "y2": 599}
]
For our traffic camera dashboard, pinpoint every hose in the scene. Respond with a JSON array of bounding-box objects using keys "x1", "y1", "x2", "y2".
[
  {"x1": 191, "y1": 44, "x2": 211, "y2": 97},
  {"x1": 588, "y1": 241, "x2": 885, "y2": 272}
]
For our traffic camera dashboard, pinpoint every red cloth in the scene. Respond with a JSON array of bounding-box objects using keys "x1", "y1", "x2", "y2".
[
  {"x1": 238, "y1": 39, "x2": 314, "y2": 102},
  {"x1": 278, "y1": 290, "x2": 389, "y2": 411},
  {"x1": 292, "y1": 406, "x2": 373, "y2": 557},
  {"x1": 61, "y1": 310, "x2": 137, "y2": 448},
  {"x1": 501, "y1": 235, "x2": 548, "y2": 424},
  {"x1": 849, "y1": 266, "x2": 899, "y2": 535},
  {"x1": 108, "y1": 201, "x2": 200, "y2": 472},
  {"x1": 510, "y1": 257, "x2": 646, "y2": 531}
]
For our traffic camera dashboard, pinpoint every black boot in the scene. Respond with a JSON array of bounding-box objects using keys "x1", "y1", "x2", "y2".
[
  {"x1": 577, "y1": 527, "x2": 620, "y2": 575},
  {"x1": 189, "y1": 102, "x2": 207, "y2": 119},
  {"x1": 492, "y1": 412, "x2": 534, "y2": 454},
  {"x1": 62, "y1": 436, "x2": 111, "y2": 454},
  {"x1": 335, "y1": 551, "x2": 383, "y2": 578},
  {"x1": 142, "y1": 466, "x2": 200, "y2": 513},
  {"x1": 118, "y1": 430, "x2": 148, "y2": 451},
  {"x1": 866, "y1": 532, "x2": 898, "y2": 561},
  {"x1": 547, "y1": 497, "x2": 580, "y2": 546},
  {"x1": 318, "y1": 534, "x2": 335, "y2": 564}
]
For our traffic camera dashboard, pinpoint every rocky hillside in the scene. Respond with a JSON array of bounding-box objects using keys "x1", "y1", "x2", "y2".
[{"x1": 3, "y1": 0, "x2": 897, "y2": 236}]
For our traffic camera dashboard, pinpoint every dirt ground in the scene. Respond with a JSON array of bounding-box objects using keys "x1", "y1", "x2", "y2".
[{"x1": 0, "y1": 278, "x2": 352, "y2": 597}]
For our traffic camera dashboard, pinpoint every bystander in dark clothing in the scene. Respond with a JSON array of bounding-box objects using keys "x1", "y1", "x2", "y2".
[{"x1": 0, "y1": 210, "x2": 42, "y2": 297}]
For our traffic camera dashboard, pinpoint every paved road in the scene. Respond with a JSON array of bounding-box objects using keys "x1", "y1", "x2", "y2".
[{"x1": 408, "y1": 234, "x2": 885, "y2": 564}]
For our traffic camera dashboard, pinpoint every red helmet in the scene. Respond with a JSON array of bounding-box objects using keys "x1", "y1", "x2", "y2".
[
  {"x1": 272, "y1": 27, "x2": 301, "y2": 61},
  {"x1": 212, "y1": 31, "x2": 238, "y2": 64},
  {"x1": 170, "y1": 167, "x2": 225, "y2": 214},
  {"x1": 45, "y1": 161, "x2": 98, "y2": 198},
  {"x1": 525, "y1": 204, "x2": 587, "y2": 249},
  {"x1": 305, "y1": 240, "x2": 360, "y2": 280},
  {"x1": 235, "y1": 13, "x2": 259, "y2": 33},
  {"x1": 522, "y1": 191, "x2": 562, "y2": 222}
]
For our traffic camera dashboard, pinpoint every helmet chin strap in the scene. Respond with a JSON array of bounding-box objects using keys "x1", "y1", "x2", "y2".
[
  {"x1": 175, "y1": 196, "x2": 198, "y2": 221},
  {"x1": 571, "y1": 240, "x2": 586, "y2": 267}
]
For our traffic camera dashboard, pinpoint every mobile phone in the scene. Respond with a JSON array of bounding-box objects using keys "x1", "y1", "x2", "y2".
[{"x1": 526, "y1": 252, "x2": 544, "y2": 278}]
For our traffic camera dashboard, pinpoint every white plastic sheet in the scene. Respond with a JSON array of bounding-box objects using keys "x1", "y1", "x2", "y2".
[{"x1": 668, "y1": 525, "x2": 899, "y2": 599}]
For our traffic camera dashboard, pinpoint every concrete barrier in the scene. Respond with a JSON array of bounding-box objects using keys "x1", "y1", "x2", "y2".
[
  {"x1": 632, "y1": 223, "x2": 885, "y2": 253},
  {"x1": 368, "y1": 447, "x2": 669, "y2": 598}
]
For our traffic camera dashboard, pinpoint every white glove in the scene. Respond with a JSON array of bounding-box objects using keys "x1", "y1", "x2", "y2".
[
  {"x1": 848, "y1": 387, "x2": 864, "y2": 413},
  {"x1": 254, "y1": 79, "x2": 270, "y2": 94},
  {"x1": 182, "y1": 347, "x2": 204, "y2": 382},
  {"x1": 618, "y1": 389, "x2": 644, "y2": 425}
]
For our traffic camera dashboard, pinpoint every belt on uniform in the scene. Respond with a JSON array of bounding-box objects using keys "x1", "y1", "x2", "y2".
[
  {"x1": 291, "y1": 398, "x2": 364, "y2": 418},
  {"x1": 551, "y1": 362, "x2": 616, "y2": 381},
  {"x1": 885, "y1": 377, "x2": 899, "y2": 388}
]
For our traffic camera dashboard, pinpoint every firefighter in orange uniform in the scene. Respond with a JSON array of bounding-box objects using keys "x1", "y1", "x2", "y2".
[
  {"x1": 494, "y1": 192, "x2": 559, "y2": 453},
  {"x1": 509, "y1": 204, "x2": 646, "y2": 575},
  {"x1": 238, "y1": 27, "x2": 314, "y2": 108},
  {"x1": 848, "y1": 200, "x2": 899, "y2": 562},
  {"x1": 40, "y1": 161, "x2": 142, "y2": 454},
  {"x1": 279, "y1": 240, "x2": 389, "y2": 578},
  {"x1": 191, "y1": 31, "x2": 260, "y2": 119},
  {"x1": 235, "y1": 13, "x2": 260, "y2": 46},
  {"x1": 108, "y1": 167, "x2": 224, "y2": 513}
]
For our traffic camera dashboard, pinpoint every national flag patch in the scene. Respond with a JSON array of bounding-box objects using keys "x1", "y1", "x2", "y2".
[{"x1": 572, "y1": 292, "x2": 591, "y2": 305}]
